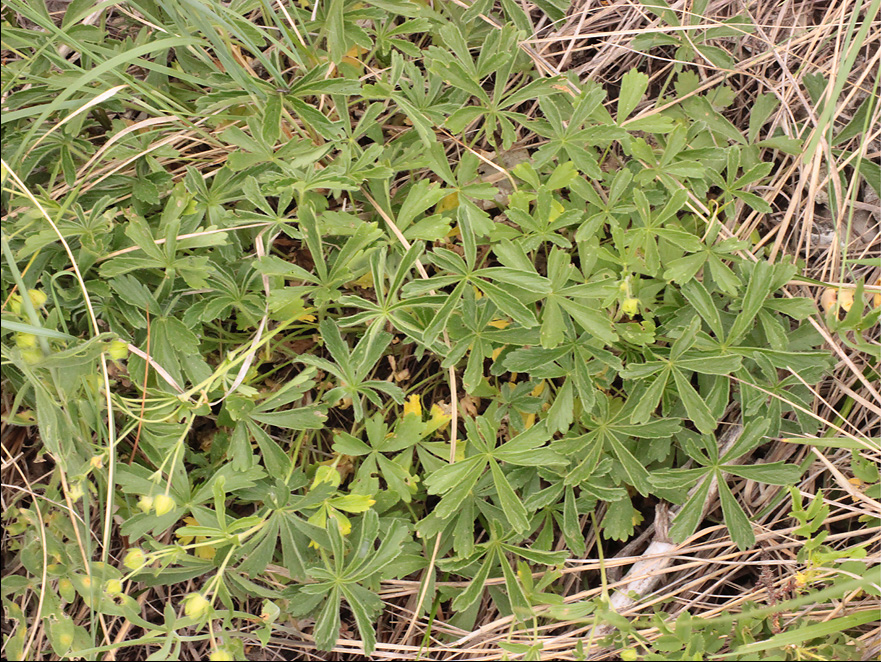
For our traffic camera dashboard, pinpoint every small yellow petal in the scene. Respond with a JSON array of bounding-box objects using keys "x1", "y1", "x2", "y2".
[
  {"x1": 491, "y1": 346, "x2": 505, "y2": 361},
  {"x1": 820, "y1": 287, "x2": 837, "y2": 313},
  {"x1": 430, "y1": 403, "x2": 451, "y2": 428},
  {"x1": 547, "y1": 200, "x2": 565, "y2": 223},
  {"x1": 194, "y1": 544, "x2": 216, "y2": 561},
  {"x1": 488, "y1": 318, "x2": 510, "y2": 329},
  {"x1": 436, "y1": 192, "x2": 459, "y2": 213},
  {"x1": 531, "y1": 381, "x2": 546, "y2": 397},
  {"x1": 350, "y1": 271, "x2": 374, "y2": 289},
  {"x1": 403, "y1": 395, "x2": 422, "y2": 418}
]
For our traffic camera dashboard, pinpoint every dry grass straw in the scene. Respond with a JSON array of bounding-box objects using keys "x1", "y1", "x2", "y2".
[{"x1": 1, "y1": 0, "x2": 878, "y2": 659}]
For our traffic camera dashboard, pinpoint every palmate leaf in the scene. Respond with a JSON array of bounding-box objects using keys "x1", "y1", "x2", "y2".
[
  {"x1": 300, "y1": 511, "x2": 406, "y2": 654},
  {"x1": 424, "y1": 420, "x2": 564, "y2": 531},
  {"x1": 297, "y1": 320, "x2": 403, "y2": 419}
]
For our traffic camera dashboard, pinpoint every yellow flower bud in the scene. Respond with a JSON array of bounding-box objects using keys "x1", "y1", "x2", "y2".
[
  {"x1": 108, "y1": 340, "x2": 129, "y2": 360},
  {"x1": 104, "y1": 579, "x2": 123, "y2": 596},
  {"x1": 838, "y1": 288, "x2": 854, "y2": 312},
  {"x1": 137, "y1": 495, "x2": 154, "y2": 513},
  {"x1": 621, "y1": 298, "x2": 640, "y2": 316},
  {"x1": 123, "y1": 548, "x2": 147, "y2": 570},
  {"x1": 15, "y1": 332, "x2": 37, "y2": 349},
  {"x1": 183, "y1": 592, "x2": 211, "y2": 619},
  {"x1": 28, "y1": 289, "x2": 48, "y2": 308},
  {"x1": 820, "y1": 287, "x2": 837, "y2": 313},
  {"x1": 20, "y1": 348, "x2": 43, "y2": 364},
  {"x1": 153, "y1": 494, "x2": 176, "y2": 516},
  {"x1": 209, "y1": 649, "x2": 234, "y2": 661},
  {"x1": 68, "y1": 482, "x2": 84, "y2": 502}
]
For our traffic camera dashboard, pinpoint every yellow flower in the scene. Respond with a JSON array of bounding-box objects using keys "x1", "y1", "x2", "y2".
[
  {"x1": 487, "y1": 318, "x2": 510, "y2": 329},
  {"x1": 176, "y1": 517, "x2": 216, "y2": 560},
  {"x1": 403, "y1": 395, "x2": 422, "y2": 418},
  {"x1": 821, "y1": 287, "x2": 854, "y2": 314}
]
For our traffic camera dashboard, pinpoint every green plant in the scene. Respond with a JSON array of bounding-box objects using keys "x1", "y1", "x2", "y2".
[{"x1": 2, "y1": 1, "x2": 878, "y2": 660}]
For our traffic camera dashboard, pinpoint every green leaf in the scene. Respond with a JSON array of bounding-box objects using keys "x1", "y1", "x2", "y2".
[
  {"x1": 618, "y1": 70, "x2": 649, "y2": 123},
  {"x1": 340, "y1": 584, "x2": 380, "y2": 655},
  {"x1": 499, "y1": 554, "x2": 533, "y2": 623},
  {"x1": 333, "y1": 432, "x2": 373, "y2": 456},
  {"x1": 723, "y1": 462, "x2": 802, "y2": 485},
  {"x1": 606, "y1": 434, "x2": 653, "y2": 495},
  {"x1": 262, "y1": 94, "x2": 282, "y2": 146},
  {"x1": 729, "y1": 611, "x2": 880, "y2": 657},
  {"x1": 669, "y1": 477, "x2": 712, "y2": 543},
  {"x1": 451, "y1": 552, "x2": 495, "y2": 612},
  {"x1": 540, "y1": 299, "x2": 565, "y2": 348},
  {"x1": 478, "y1": 279, "x2": 539, "y2": 328},
  {"x1": 719, "y1": 417, "x2": 771, "y2": 462},
  {"x1": 717, "y1": 474, "x2": 754, "y2": 550},
  {"x1": 674, "y1": 354, "x2": 741, "y2": 375},
  {"x1": 546, "y1": 378, "x2": 575, "y2": 434},
  {"x1": 489, "y1": 459, "x2": 529, "y2": 532},
  {"x1": 729, "y1": 261, "x2": 774, "y2": 342},
  {"x1": 672, "y1": 369, "x2": 718, "y2": 434},
  {"x1": 603, "y1": 496, "x2": 639, "y2": 541},
  {"x1": 681, "y1": 279, "x2": 724, "y2": 338},
  {"x1": 250, "y1": 405, "x2": 328, "y2": 430},
  {"x1": 682, "y1": 97, "x2": 746, "y2": 144},
  {"x1": 312, "y1": 587, "x2": 342, "y2": 651},
  {"x1": 429, "y1": 460, "x2": 486, "y2": 520},
  {"x1": 558, "y1": 299, "x2": 618, "y2": 344},
  {"x1": 623, "y1": 115, "x2": 676, "y2": 133},
  {"x1": 629, "y1": 369, "x2": 670, "y2": 423}
]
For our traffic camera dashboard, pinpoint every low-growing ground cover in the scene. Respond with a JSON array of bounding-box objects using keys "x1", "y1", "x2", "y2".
[{"x1": 1, "y1": 0, "x2": 879, "y2": 659}]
